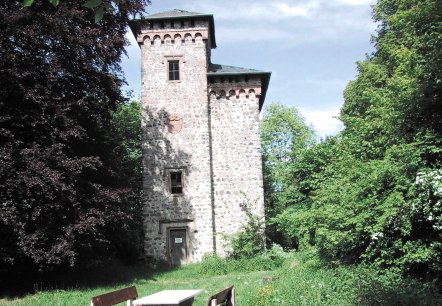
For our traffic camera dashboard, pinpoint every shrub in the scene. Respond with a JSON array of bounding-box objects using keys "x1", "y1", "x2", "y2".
[
  {"x1": 198, "y1": 253, "x2": 229, "y2": 275},
  {"x1": 198, "y1": 247, "x2": 287, "y2": 276},
  {"x1": 230, "y1": 197, "x2": 266, "y2": 259}
]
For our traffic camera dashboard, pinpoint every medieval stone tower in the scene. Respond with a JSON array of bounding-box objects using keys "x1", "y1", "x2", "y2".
[{"x1": 129, "y1": 10, "x2": 270, "y2": 265}]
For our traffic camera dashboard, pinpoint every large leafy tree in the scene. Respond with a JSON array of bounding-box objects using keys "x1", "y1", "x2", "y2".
[
  {"x1": 0, "y1": 0, "x2": 148, "y2": 274},
  {"x1": 260, "y1": 103, "x2": 316, "y2": 246},
  {"x1": 335, "y1": 0, "x2": 442, "y2": 273},
  {"x1": 273, "y1": 0, "x2": 442, "y2": 279}
]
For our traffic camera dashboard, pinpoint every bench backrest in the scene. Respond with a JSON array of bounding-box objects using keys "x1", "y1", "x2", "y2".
[
  {"x1": 91, "y1": 286, "x2": 138, "y2": 306},
  {"x1": 207, "y1": 286, "x2": 235, "y2": 306}
]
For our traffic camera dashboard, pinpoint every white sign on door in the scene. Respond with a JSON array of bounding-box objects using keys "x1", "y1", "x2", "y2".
[{"x1": 175, "y1": 238, "x2": 183, "y2": 244}]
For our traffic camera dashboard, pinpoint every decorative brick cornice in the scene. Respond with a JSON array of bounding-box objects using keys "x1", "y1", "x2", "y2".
[
  {"x1": 208, "y1": 78, "x2": 262, "y2": 99},
  {"x1": 208, "y1": 87, "x2": 262, "y2": 100},
  {"x1": 137, "y1": 29, "x2": 210, "y2": 45}
]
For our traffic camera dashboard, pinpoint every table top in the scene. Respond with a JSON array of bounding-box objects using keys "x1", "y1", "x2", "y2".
[{"x1": 133, "y1": 289, "x2": 202, "y2": 305}]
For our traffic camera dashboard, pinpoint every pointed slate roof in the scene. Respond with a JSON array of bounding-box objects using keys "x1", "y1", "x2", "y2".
[
  {"x1": 129, "y1": 9, "x2": 216, "y2": 48},
  {"x1": 208, "y1": 64, "x2": 271, "y2": 110},
  {"x1": 145, "y1": 9, "x2": 211, "y2": 19}
]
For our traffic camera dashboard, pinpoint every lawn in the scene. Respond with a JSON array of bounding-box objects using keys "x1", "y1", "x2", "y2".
[
  {"x1": 0, "y1": 261, "x2": 274, "y2": 306},
  {"x1": 1, "y1": 251, "x2": 441, "y2": 306}
]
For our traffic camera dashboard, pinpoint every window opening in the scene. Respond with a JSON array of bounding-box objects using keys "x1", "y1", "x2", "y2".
[
  {"x1": 170, "y1": 171, "x2": 183, "y2": 194},
  {"x1": 168, "y1": 60, "x2": 180, "y2": 81}
]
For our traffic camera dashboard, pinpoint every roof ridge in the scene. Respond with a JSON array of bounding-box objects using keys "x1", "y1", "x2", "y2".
[{"x1": 145, "y1": 9, "x2": 210, "y2": 19}]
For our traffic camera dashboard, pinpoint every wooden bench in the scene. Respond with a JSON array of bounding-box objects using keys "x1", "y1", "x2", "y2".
[
  {"x1": 91, "y1": 286, "x2": 138, "y2": 306},
  {"x1": 207, "y1": 286, "x2": 235, "y2": 306}
]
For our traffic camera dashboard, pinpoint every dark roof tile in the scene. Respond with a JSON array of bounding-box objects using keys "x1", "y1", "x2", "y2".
[
  {"x1": 208, "y1": 64, "x2": 269, "y2": 75},
  {"x1": 208, "y1": 64, "x2": 271, "y2": 111}
]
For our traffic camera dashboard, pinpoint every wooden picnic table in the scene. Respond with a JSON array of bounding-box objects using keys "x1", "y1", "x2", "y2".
[{"x1": 133, "y1": 289, "x2": 202, "y2": 306}]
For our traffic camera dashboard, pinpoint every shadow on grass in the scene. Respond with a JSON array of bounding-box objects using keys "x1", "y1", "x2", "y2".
[
  {"x1": 0, "y1": 259, "x2": 179, "y2": 299},
  {"x1": 355, "y1": 268, "x2": 442, "y2": 306}
]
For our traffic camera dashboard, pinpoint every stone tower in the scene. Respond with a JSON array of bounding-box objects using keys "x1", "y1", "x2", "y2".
[{"x1": 129, "y1": 10, "x2": 270, "y2": 265}]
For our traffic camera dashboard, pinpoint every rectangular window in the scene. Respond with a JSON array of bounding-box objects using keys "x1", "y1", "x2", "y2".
[
  {"x1": 169, "y1": 60, "x2": 180, "y2": 81},
  {"x1": 170, "y1": 171, "x2": 183, "y2": 194}
]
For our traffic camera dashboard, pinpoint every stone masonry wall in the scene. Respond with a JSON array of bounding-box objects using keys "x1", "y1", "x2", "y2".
[
  {"x1": 139, "y1": 20, "x2": 215, "y2": 262},
  {"x1": 209, "y1": 78, "x2": 265, "y2": 256}
]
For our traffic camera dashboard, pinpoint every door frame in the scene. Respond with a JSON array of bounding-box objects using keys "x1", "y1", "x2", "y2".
[{"x1": 166, "y1": 227, "x2": 190, "y2": 266}]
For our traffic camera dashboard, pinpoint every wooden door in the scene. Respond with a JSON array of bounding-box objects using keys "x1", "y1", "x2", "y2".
[{"x1": 169, "y1": 229, "x2": 187, "y2": 266}]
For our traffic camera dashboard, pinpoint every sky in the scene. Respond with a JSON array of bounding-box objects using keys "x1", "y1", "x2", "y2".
[{"x1": 122, "y1": 0, "x2": 378, "y2": 138}]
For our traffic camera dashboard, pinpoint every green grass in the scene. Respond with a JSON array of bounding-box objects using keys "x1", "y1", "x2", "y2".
[
  {"x1": 1, "y1": 251, "x2": 441, "y2": 306},
  {"x1": 0, "y1": 263, "x2": 273, "y2": 306}
]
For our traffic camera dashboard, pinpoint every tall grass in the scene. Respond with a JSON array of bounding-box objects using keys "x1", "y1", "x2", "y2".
[
  {"x1": 1, "y1": 249, "x2": 441, "y2": 306},
  {"x1": 249, "y1": 250, "x2": 442, "y2": 306}
]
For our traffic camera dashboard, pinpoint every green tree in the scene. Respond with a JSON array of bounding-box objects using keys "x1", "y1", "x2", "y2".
[
  {"x1": 107, "y1": 100, "x2": 143, "y2": 262},
  {"x1": 273, "y1": 0, "x2": 442, "y2": 279},
  {"x1": 110, "y1": 100, "x2": 142, "y2": 189},
  {"x1": 272, "y1": 136, "x2": 341, "y2": 248},
  {"x1": 260, "y1": 103, "x2": 316, "y2": 246},
  {"x1": 335, "y1": 0, "x2": 442, "y2": 274}
]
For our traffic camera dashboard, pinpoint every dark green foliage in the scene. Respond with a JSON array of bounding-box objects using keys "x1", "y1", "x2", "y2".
[
  {"x1": 23, "y1": 0, "x2": 123, "y2": 22},
  {"x1": 0, "y1": 0, "x2": 148, "y2": 276},
  {"x1": 109, "y1": 100, "x2": 142, "y2": 190},
  {"x1": 107, "y1": 100, "x2": 143, "y2": 263},
  {"x1": 355, "y1": 266, "x2": 442, "y2": 306}
]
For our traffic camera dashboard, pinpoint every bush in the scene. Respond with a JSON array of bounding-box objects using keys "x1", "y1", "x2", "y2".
[
  {"x1": 198, "y1": 253, "x2": 229, "y2": 275},
  {"x1": 230, "y1": 197, "x2": 266, "y2": 259},
  {"x1": 198, "y1": 247, "x2": 287, "y2": 276}
]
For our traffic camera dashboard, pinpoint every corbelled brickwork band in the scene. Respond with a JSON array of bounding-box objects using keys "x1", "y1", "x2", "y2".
[{"x1": 129, "y1": 9, "x2": 270, "y2": 264}]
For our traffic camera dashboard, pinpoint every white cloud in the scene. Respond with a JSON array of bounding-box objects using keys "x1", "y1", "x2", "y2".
[
  {"x1": 274, "y1": 1, "x2": 320, "y2": 17},
  {"x1": 144, "y1": 0, "x2": 375, "y2": 45},
  {"x1": 202, "y1": 1, "x2": 373, "y2": 45},
  {"x1": 299, "y1": 108, "x2": 344, "y2": 138},
  {"x1": 274, "y1": 3, "x2": 309, "y2": 17},
  {"x1": 192, "y1": 1, "x2": 320, "y2": 21}
]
